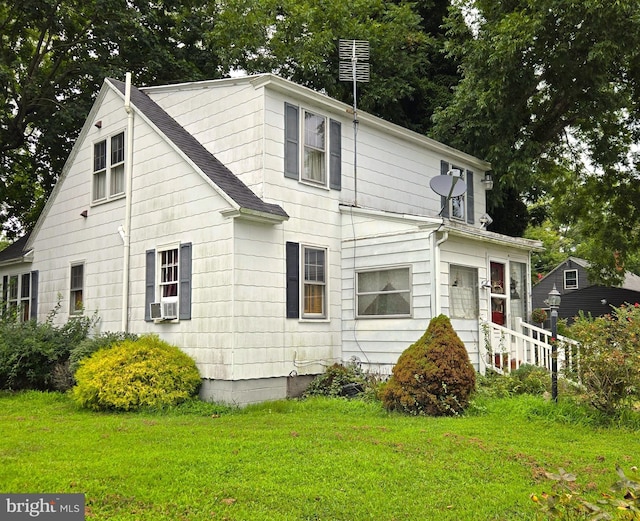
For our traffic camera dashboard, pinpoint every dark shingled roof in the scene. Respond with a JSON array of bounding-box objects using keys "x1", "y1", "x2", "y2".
[
  {"x1": 0, "y1": 234, "x2": 30, "y2": 263},
  {"x1": 108, "y1": 78, "x2": 288, "y2": 220}
]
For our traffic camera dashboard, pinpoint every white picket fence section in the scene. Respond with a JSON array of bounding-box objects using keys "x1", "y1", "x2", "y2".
[{"x1": 479, "y1": 318, "x2": 580, "y2": 376}]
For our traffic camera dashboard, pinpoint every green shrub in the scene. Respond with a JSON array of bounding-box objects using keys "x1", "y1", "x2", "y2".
[
  {"x1": 72, "y1": 335, "x2": 201, "y2": 411},
  {"x1": 511, "y1": 364, "x2": 550, "y2": 395},
  {"x1": 304, "y1": 363, "x2": 368, "y2": 398},
  {"x1": 0, "y1": 306, "x2": 97, "y2": 391},
  {"x1": 569, "y1": 303, "x2": 640, "y2": 415},
  {"x1": 381, "y1": 315, "x2": 476, "y2": 416},
  {"x1": 69, "y1": 331, "x2": 139, "y2": 375}
]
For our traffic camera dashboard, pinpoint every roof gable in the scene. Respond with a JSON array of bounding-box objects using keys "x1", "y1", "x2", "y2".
[{"x1": 106, "y1": 78, "x2": 287, "y2": 222}]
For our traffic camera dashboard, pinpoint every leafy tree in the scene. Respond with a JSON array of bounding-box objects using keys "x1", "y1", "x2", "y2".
[
  {"x1": 210, "y1": 0, "x2": 459, "y2": 134},
  {"x1": 0, "y1": 0, "x2": 219, "y2": 238},
  {"x1": 433, "y1": 0, "x2": 640, "y2": 280}
]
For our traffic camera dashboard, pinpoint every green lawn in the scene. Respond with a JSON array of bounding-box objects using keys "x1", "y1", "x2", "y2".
[{"x1": 0, "y1": 391, "x2": 638, "y2": 520}]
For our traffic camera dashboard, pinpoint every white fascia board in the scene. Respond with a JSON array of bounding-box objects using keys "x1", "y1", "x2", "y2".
[{"x1": 142, "y1": 73, "x2": 492, "y2": 172}]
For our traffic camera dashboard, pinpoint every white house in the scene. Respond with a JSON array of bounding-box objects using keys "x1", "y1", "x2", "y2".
[{"x1": 0, "y1": 74, "x2": 541, "y2": 405}]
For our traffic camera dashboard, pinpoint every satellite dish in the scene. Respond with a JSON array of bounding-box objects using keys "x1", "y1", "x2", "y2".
[{"x1": 430, "y1": 174, "x2": 467, "y2": 198}]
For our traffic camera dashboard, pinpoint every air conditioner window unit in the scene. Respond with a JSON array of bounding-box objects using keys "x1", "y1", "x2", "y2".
[{"x1": 150, "y1": 301, "x2": 177, "y2": 320}]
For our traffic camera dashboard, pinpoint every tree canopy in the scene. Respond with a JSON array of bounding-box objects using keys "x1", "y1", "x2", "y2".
[
  {"x1": 432, "y1": 0, "x2": 640, "y2": 281},
  {"x1": 0, "y1": 0, "x2": 457, "y2": 237},
  {"x1": 2, "y1": 0, "x2": 640, "y2": 281}
]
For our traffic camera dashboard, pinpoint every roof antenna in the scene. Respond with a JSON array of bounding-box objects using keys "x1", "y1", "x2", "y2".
[{"x1": 339, "y1": 39, "x2": 369, "y2": 207}]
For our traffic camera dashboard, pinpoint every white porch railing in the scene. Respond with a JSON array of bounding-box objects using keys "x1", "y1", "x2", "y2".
[{"x1": 479, "y1": 318, "x2": 580, "y2": 376}]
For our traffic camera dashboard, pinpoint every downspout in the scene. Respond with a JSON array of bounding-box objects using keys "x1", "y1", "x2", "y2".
[
  {"x1": 121, "y1": 72, "x2": 134, "y2": 332},
  {"x1": 433, "y1": 230, "x2": 449, "y2": 316}
]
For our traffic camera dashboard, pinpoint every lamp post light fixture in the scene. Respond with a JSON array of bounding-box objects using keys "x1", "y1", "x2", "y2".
[{"x1": 547, "y1": 284, "x2": 561, "y2": 402}]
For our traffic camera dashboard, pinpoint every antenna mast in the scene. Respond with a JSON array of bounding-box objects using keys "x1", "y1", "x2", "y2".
[{"x1": 339, "y1": 39, "x2": 369, "y2": 207}]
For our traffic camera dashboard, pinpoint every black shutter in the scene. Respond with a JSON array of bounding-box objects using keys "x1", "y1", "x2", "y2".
[
  {"x1": 2, "y1": 275, "x2": 7, "y2": 311},
  {"x1": 179, "y1": 243, "x2": 192, "y2": 320},
  {"x1": 30, "y1": 270, "x2": 38, "y2": 320},
  {"x1": 440, "y1": 160, "x2": 450, "y2": 218},
  {"x1": 284, "y1": 103, "x2": 299, "y2": 179},
  {"x1": 329, "y1": 119, "x2": 341, "y2": 190},
  {"x1": 145, "y1": 249, "x2": 155, "y2": 322},
  {"x1": 466, "y1": 170, "x2": 474, "y2": 224},
  {"x1": 286, "y1": 242, "x2": 299, "y2": 318}
]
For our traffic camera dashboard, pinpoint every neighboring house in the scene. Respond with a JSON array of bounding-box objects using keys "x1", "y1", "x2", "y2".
[
  {"x1": 532, "y1": 257, "x2": 640, "y2": 323},
  {"x1": 0, "y1": 74, "x2": 541, "y2": 405}
]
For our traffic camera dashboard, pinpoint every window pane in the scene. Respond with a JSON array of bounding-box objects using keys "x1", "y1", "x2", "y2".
[
  {"x1": 111, "y1": 132, "x2": 124, "y2": 164},
  {"x1": 93, "y1": 171, "x2": 106, "y2": 200},
  {"x1": 110, "y1": 164, "x2": 125, "y2": 195},
  {"x1": 94, "y1": 141, "x2": 106, "y2": 172},
  {"x1": 304, "y1": 284, "x2": 324, "y2": 314},
  {"x1": 304, "y1": 248, "x2": 325, "y2": 283},
  {"x1": 20, "y1": 273, "x2": 30, "y2": 298},
  {"x1": 160, "y1": 248, "x2": 179, "y2": 299},
  {"x1": 8, "y1": 275, "x2": 18, "y2": 300}
]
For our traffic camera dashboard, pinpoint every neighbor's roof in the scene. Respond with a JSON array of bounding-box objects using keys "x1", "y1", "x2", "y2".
[
  {"x1": 107, "y1": 78, "x2": 288, "y2": 222},
  {"x1": 542, "y1": 256, "x2": 640, "y2": 291},
  {"x1": 0, "y1": 234, "x2": 32, "y2": 266}
]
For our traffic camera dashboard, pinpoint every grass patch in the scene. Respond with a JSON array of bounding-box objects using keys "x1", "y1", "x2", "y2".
[{"x1": 0, "y1": 392, "x2": 639, "y2": 520}]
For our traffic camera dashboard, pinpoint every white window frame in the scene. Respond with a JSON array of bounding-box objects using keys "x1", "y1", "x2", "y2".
[
  {"x1": 356, "y1": 266, "x2": 412, "y2": 319},
  {"x1": 92, "y1": 130, "x2": 125, "y2": 203},
  {"x1": 155, "y1": 244, "x2": 181, "y2": 319},
  {"x1": 301, "y1": 109, "x2": 327, "y2": 187},
  {"x1": 3, "y1": 273, "x2": 31, "y2": 322},
  {"x1": 302, "y1": 245, "x2": 327, "y2": 319},
  {"x1": 564, "y1": 269, "x2": 578, "y2": 289},
  {"x1": 70, "y1": 263, "x2": 84, "y2": 315},
  {"x1": 448, "y1": 167, "x2": 465, "y2": 221},
  {"x1": 449, "y1": 265, "x2": 478, "y2": 319}
]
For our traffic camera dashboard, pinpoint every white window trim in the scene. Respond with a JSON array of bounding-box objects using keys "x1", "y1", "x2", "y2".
[
  {"x1": 155, "y1": 243, "x2": 181, "y2": 321},
  {"x1": 564, "y1": 269, "x2": 578, "y2": 290},
  {"x1": 299, "y1": 109, "x2": 330, "y2": 189},
  {"x1": 449, "y1": 264, "x2": 478, "y2": 320},
  {"x1": 300, "y1": 244, "x2": 329, "y2": 320},
  {"x1": 448, "y1": 167, "x2": 466, "y2": 221},
  {"x1": 69, "y1": 262, "x2": 84, "y2": 315},
  {"x1": 91, "y1": 129, "x2": 126, "y2": 204},
  {"x1": 355, "y1": 265, "x2": 412, "y2": 319}
]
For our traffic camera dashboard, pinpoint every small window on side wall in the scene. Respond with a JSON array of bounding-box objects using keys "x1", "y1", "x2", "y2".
[
  {"x1": 356, "y1": 267, "x2": 411, "y2": 318},
  {"x1": 70, "y1": 264, "x2": 84, "y2": 315}
]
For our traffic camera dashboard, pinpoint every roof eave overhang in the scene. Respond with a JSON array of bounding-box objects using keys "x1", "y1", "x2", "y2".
[
  {"x1": 220, "y1": 207, "x2": 289, "y2": 224},
  {"x1": 0, "y1": 250, "x2": 34, "y2": 268}
]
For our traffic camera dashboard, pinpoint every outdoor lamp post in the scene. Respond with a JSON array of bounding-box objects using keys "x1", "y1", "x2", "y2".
[{"x1": 548, "y1": 284, "x2": 561, "y2": 402}]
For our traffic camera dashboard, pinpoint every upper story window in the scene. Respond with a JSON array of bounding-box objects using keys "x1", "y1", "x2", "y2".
[
  {"x1": 93, "y1": 131, "x2": 125, "y2": 202},
  {"x1": 564, "y1": 269, "x2": 578, "y2": 289},
  {"x1": 439, "y1": 160, "x2": 475, "y2": 224},
  {"x1": 284, "y1": 103, "x2": 341, "y2": 190},
  {"x1": 303, "y1": 111, "x2": 326, "y2": 184}
]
